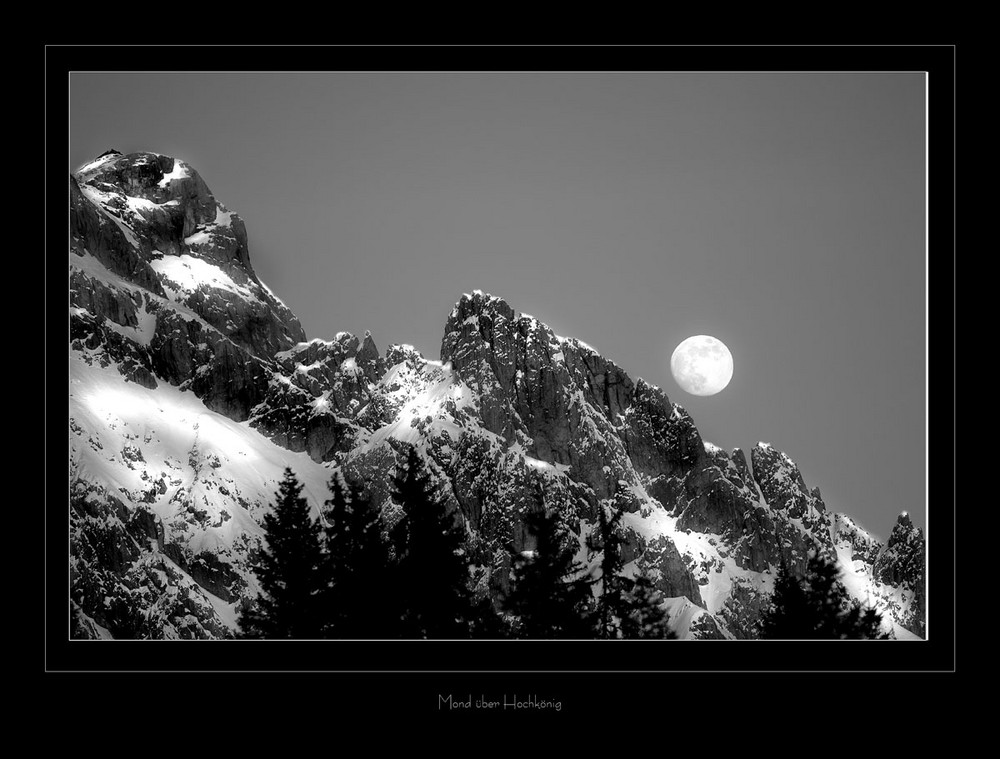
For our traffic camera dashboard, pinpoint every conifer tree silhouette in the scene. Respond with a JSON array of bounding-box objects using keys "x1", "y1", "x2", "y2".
[
  {"x1": 389, "y1": 446, "x2": 476, "y2": 638},
  {"x1": 506, "y1": 489, "x2": 594, "y2": 638},
  {"x1": 759, "y1": 553, "x2": 889, "y2": 639},
  {"x1": 239, "y1": 468, "x2": 325, "y2": 639},
  {"x1": 591, "y1": 501, "x2": 626, "y2": 638},
  {"x1": 589, "y1": 500, "x2": 677, "y2": 639},
  {"x1": 619, "y1": 569, "x2": 676, "y2": 639},
  {"x1": 321, "y1": 472, "x2": 394, "y2": 638}
]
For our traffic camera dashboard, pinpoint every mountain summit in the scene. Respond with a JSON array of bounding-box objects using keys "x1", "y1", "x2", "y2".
[{"x1": 69, "y1": 152, "x2": 925, "y2": 639}]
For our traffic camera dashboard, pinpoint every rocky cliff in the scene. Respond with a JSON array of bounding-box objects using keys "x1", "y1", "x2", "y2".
[{"x1": 69, "y1": 151, "x2": 925, "y2": 640}]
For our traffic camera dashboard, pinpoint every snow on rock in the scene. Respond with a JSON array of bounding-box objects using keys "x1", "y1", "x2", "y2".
[
  {"x1": 72, "y1": 150, "x2": 306, "y2": 361},
  {"x1": 75, "y1": 150, "x2": 122, "y2": 179},
  {"x1": 151, "y1": 254, "x2": 262, "y2": 304},
  {"x1": 157, "y1": 158, "x2": 191, "y2": 186},
  {"x1": 69, "y1": 150, "x2": 925, "y2": 641},
  {"x1": 70, "y1": 353, "x2": 333, "y2": 637}
]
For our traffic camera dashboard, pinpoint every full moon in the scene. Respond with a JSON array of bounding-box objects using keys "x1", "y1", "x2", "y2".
[{"x1": 670, "y1": 335, "x2": 734, "y2": 396}]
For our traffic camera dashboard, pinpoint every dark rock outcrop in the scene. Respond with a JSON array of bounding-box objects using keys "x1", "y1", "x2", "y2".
[
  {"x1": 873, "y1": 512, "x2": 926, "y2": 636},
  {"x1": 248, "y1": 333, "x2": 387, "y2": 461}
]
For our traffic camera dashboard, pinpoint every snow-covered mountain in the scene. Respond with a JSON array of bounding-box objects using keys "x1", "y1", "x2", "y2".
[{"x1": 69, "y1": 151, "x2": 926, "y2": 640}]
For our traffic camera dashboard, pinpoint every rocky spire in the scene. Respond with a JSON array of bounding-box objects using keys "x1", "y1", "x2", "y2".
[{"x1": 875, "y1": 512, "x2": 925, "y2": 587}]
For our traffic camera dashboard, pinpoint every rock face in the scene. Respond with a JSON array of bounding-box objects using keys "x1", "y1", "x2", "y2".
[
  {"x1": 872, "y1": 513, "x2": 926, "y2": 637},
  {"x1": 71, "y1": 150, "x2": 305, "y2": 420},
  {"x1": 69, "y1": 152, "x2": 926, "y2": 640},
  {"x1": 70, "y1": 151, "x2": 319, "y2": 639},
  {"x1": 71, "y1": 478, "x2": 231, "y2": 639},
  {"x1": 829, "y1": 511, "x2": 926, "y2": 639},
  {"x1": 249, "y1": 332, "x2": 387, "y2": 461}
]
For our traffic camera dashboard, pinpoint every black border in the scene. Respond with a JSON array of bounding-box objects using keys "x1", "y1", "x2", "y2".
[{"x1": 45, "y1": 45, "x2": 956, "y2": 687}]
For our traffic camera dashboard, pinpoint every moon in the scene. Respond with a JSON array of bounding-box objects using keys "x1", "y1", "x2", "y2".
[{"x1": 670, "y1": 335, "x2": 734, "y2": 396}]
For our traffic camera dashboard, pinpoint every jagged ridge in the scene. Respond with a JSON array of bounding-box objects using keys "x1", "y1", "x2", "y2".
[{"x1": 69, "y1": 153, "x2": 925, "y2": 640}]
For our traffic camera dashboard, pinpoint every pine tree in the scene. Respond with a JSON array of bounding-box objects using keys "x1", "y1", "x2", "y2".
[
  {"x1": 619, "y1": 569, "x2": 676, "y2": 639},
  {"x1": 505, "y1": 491, "x2": 595, "y2": 639},
  {"x1": 803, "y1": 553, "x2": 887, "y2": 639},
  {"x1": 806, "y1": 553, "x2": 852, "y2": 638},
  {"x1": 468, "y1": 588, "x2": 509, "y2": 639},
  {"x1": 759, "y1": 553, "x2": 889, "y2": 639},
  {"x1": 758, "y1": 559, "x2": 813, "y2": 639},
  {"x1": 590, "y1": 502, "x2": 627, "y2": 638},
  {"x1": 321, "y1": 472, "x2": 395, "y2": 638},
  {"x1": 239, "y1": 468, "x2": 326, "y2": 639},
  {"x1": 389, "y1": 446, "x2": 476, "y2": 638},
  {"x1": 837, "y1": 597, "x2": 887, "y2": 640},
  {"x1": 588, "y1": 500, "x2": 676, "y2": 639}
]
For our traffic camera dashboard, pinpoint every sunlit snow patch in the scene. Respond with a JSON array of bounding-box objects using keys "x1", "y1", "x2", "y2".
[
  {"x1": 157, "y1": 159, "x2": 191, "y2": 186},
  {"x1": 151, "y1": 254, "x2": 261, "y2": 304}
]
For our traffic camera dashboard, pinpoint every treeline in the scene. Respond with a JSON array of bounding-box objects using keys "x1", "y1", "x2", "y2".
[
  {"x1": 758, "y1": 554, "x2": 889, "y2": 639},
  {"x1": 238, "y1": 446, "x2": 676, "y2": 639},
  {"x1": 239, "y1": 446, "x2": 889, "y2": 640}
]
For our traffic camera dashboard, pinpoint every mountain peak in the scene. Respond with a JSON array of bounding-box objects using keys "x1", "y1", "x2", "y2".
[
  {"x1": 75, "y1": 150, "x2": 192, "y2": 193},
  {"x1": 751, "y1": 441, "x2": 827, "y2": 523},
  {"x1": 70, "y1": 149, "x2": 306, "y2": 417},
  {"x1": 447, "y1": 289, "x2": 516, "y2": 326},
  {"x1": 69, "y1": 162, "x2": 926, "y2": 641},
  {"x1": 886, "y1": 511, "x2": 922, "y2": 550},
  {"x1": 872, "y1": 509, "x2": 925, "y2": 635}
]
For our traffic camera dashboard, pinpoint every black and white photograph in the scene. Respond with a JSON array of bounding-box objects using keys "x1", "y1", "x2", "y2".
[{"x1": 48, "y1": 45, "x2": 955, "y2": 685}]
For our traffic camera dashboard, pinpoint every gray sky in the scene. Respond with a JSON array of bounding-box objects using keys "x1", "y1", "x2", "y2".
[{"x1": 70, "y1": 72, "x2": 926, "y2": 541}]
